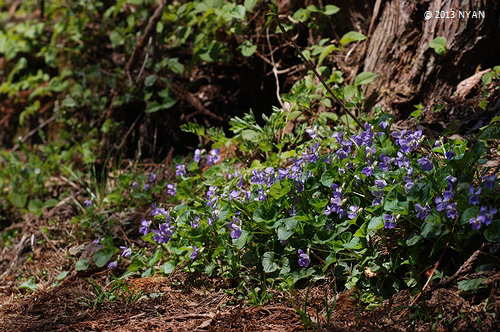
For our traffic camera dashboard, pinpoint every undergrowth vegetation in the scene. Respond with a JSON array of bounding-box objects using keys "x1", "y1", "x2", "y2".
[{"x1": 1, "y1": 0, "x2": 500, "y2": 328}]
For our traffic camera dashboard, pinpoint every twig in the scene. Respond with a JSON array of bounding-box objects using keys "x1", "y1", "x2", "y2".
[
  {"x1": 271, "y1": 6, "x2": 363, "y2": 128},
  {"x1": 136, "y1": 36, "x2": 152, "y2": 83},
  {"x1": 125, "y1": 0, "x2": 167, "y2": 78},
  {"x1": 434, "y1": 243, "x2": 487, "y2": 289},
  {"x1": 266, "y1": 27, "x2": 284, "y2": 108},
  {"x1": 12, "y1": 114, "x2": 56, "y2": 152}
]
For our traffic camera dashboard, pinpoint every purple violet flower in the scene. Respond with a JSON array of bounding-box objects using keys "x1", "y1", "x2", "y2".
[
  {"x1": 362, "y1": 165, "x2": 374, "y2": 177},
  {"x1": 379, "y1": 121, "x2": 389, "y2": 130},
  {"x1": 139, "y1": 218, "x2": 151, "y2": 235},
  {"x1": 445, "y1": 150, "x2": 454, "y2": 160},
  {"x1": 374, "y1": 179, "x2": 387, "y2": 189},
  {"x1": 190, "y1": 246, "x2": 198, "y2": 260},
  {"x1": 481, "y1": 175, "x2": 495, "y2": 189},
  {"x1": 107, "y1": 261, "x2": 117, "y2": 269},
  {"x1": 415, "y1": 203, "x2": 431, "y2": 220},
  {"x1": 468, "y1": 186, "x2": 482, "y2": 205},
  {"x1": 167, "y1": 183, "x2": 176, "y2": 196},
  {"x1": 194, "y1": 149, "x2": 202, "y2": 162},
  {"x1": 207, "y1": 148, "x2": 221, "y2": 166},
  {"x1": 445, "y1": 203, "x2": 458, "y2": 219},
  {"x1": 297, "y1": 249, "x2": 310, "y2": 267},
  {"x1": 84, "y1": 199, "x2": 92, "y2": 207},
  {"x1": 306, "y1": 125, "x2": 318, "y2": 139},
  {"x1": 120, "y1": 246, "x2": 132, "y2": 258},
  {"x1": 143, "y1": 183, "x2": 150, "y2": 190},
  {"x1": 348, "y1": 206, "x2": 359, "y2": 219},
  {"x1": 131, "y1": 181, "x2": 138, "y2": 189},
  {"x1": 175, "y1": 164, "x2": 186, "y2": 176},
  {"x1": 383, "y1": 214, "x2": 396, "y2": 229},
  {"x1": 148, "y1": 172, "x2": 157, "y2": 183},
  {"x1": 418, "y1": 157, "x2": 433, "y2": 171}
]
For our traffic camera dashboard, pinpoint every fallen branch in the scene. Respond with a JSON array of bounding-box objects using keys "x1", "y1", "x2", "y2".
[{"x1": 125, "y1": 0, "x2": 167, "y2": 78}]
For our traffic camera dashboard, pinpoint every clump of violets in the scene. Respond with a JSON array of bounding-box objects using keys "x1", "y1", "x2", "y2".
[{"x1": 298, "y1": 249, "x2": 310, "y2": 267}]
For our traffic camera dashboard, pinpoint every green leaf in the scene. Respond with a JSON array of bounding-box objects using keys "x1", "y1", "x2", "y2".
[
  {"x1": 368, "y1": 216, "x2": 383, "y2": 231},
  {"x1": 94, "y1": 248, "x2": 113, "y2": 268},
  {"x1": 56, "y1": 270, "x2": 69, "y2": 281},
  {"x1": 460, "y1": 206, "x2": 479, "y2": 225},
  {"x1": 354, "y1": 72, "x2": 376, "y2": 86},
  {"x1": 477, "y1": 124, "x2": 500, "y2": 140},
  {"x1": 244, "y1": 0, "x2": 257, "y2": 12},
  {"x1": 8, "y1": 192, "x2": 27, "y2": 208},
  {"x1": 277, "y1": 218, "x2": 298, "y2": 241},
  {"x1": 19, "y1": 279, "x2": 37, "y2": 291},
  {"x1": 233, "y1": 230, "x2": 249, "y2": 249},
  {"x1": 144, "y1": 75, "x2": 158, "y2": 87},
  {"x1": 163, "y1": 261, "x2": 176, "y2": 275},
  {"x1": 239, "y1": 40, "x2": 257, "y2": 57},
  {"x1": 109, "y1": 30, "x2": 123, "y2": 48},
  {"x1": 320, "y1": 170, "x2": 336, "y2": 187},
  {"x1": 43, "y1": 199, "x2": 59, "y2": 208},
  {"x1": 166, "y1": 58, "x2": 185, "y2": 75},
  {"x1": 484, "y1": 220, "x2": 500, "y2": 242},
  {"x1": 269, "y1": 179, "x2": 292, "y2": 199},
  {"x1": 340, "y1": 31, "x2": 366, "y2": 46},
  {"x1": 317, "y1": 44, "x2": 338, "y2": 66},
  {"x1": 323, "y1": 5, "x2": 340, "y2": 15},
  {"x1": 262, "y1": 251, "x2": 279, "y2": 273},
  {"x1": 429, "y1": 36, "x2": 447, "y2": 55},
  {"x1": 75, "y1": 258, "x2": 89, "y2": 271},
  {"x1": 28, "y1": 199, "x2": 43, "y2": 216},
  {"x1": 421, "y1": 222, "x2": 442, "y2": 239},
  {"x1": 457, "y1": 278, "x2": 485, "y2": 292}
]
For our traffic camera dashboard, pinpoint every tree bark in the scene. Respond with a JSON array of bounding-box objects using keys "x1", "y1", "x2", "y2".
[{"x1": 357, "y1": 0, "x2": 500, "y2": 116}]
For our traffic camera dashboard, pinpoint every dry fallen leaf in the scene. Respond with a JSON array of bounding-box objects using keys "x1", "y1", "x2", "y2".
[{"x1": 455, "y1": 68, "x2": 491, "y2": 100}]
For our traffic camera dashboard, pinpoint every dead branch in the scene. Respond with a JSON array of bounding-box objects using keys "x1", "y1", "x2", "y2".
[{"x1": 125, "y1": 0, "x2": 167, "y2": 77}]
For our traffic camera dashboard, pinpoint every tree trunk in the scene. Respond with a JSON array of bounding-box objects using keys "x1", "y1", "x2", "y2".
[{"x1": 357, "y1": 0, "x2": 500, "y2": 117}]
